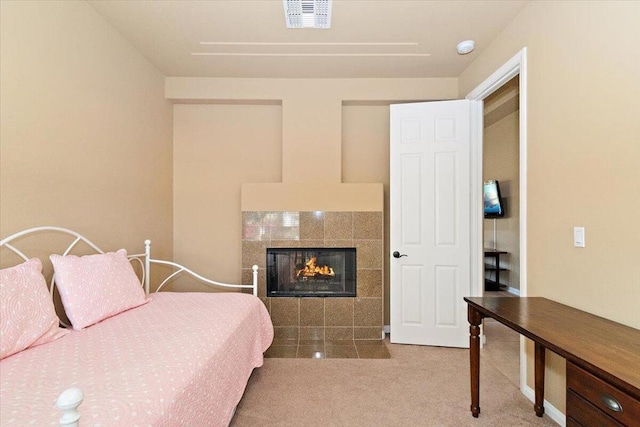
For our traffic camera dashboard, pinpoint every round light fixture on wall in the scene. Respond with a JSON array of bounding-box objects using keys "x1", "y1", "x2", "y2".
[{"x1": 457, "y1": 40, "x2": 475, "y2": 55}]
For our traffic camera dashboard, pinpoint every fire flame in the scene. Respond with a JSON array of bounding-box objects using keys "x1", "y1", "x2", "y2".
[{"x1": 296, "y1": 257, "x2": 335, "y2": 278}]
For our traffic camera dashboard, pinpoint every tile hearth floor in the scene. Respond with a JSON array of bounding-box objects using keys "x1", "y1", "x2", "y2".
[{"x1": 265, "y1": 339, "x2": 391, "y2": 359}]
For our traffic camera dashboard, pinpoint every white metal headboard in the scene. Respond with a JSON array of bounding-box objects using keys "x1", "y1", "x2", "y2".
[
  {"x1": 0, "y1": 226, "x2": 147, "y2": 296},
  {"x1": 0, "y1": 226, "x2": 258, "y2": 297},
  {"x1": 143, "y1": 239, "x2": 258, "y2": 295}
]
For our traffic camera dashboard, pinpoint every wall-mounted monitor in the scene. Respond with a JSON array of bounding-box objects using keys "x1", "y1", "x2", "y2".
[{"x1": 484, "y1": 180, "x2": 505, "y2": 218}]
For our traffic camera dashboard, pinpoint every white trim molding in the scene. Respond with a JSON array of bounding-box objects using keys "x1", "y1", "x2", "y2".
[
  {"x1": 466, "y1": 46, "x2": 529, "y2": 401},
  {"x1": 466, "y1": 48, "x2": 526, "y2": 101}
]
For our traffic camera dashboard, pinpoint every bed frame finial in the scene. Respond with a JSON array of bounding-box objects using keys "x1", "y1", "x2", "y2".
[
  {"x1": 144, "y1": 239, "x2": 151, "y2": 294},
  {"x1": 56, "y1": 388, "x2": 83, "y2": 427},
  {"x1": 252, "y1": 265, "x2": 259, "y2": 297}
]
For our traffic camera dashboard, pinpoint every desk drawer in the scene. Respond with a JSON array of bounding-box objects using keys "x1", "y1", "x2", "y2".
[
  {"x1": 566, "y1": 390, "x2": 622, "y2": 426},
  {"x1": 567, "y1": 362, "x2": 640, "y2": 426}
]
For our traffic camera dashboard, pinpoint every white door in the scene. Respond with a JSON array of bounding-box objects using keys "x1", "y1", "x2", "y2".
[{"x1": 390, "y1": 99, "x2": 479, "y2": 348}]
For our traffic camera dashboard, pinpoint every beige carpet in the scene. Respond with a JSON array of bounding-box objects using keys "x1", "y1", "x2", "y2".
[{"x1": 231, "y1": 333, "x2": 557, "y2": 426}]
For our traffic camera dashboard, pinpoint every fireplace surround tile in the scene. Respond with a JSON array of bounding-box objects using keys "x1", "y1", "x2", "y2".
[
  {"x1": 264, "y1": 345, "x2": 297, "y2": 358},
  {"x1": 357, "y1": 269, "x2": 383, "y2": 297},
  {"x1": 324, "y1": 212, "x2": 353, "y2": 240},
  {"x1": 325, "y1": 298, "x2": 354, "y2": 327},
  {"x1": 297, "y1": 343, "x2": 325, "y2": 358},
  {"x1": 259, "y1": 297, "x2": 270, "y2": 313},
  {"x1": 354, "y1": 212, "x2": 383, "y2": 240},
  {"x1": 274, "y1": 326, "x2": 299, "y2": 340},
  {"x1": 324, "y1": 239, "x2": 354, "y2": 248},
  {"x1": 260, "y1": 277, "x2": 268, "y2": 298},
  {"x1": 355, "y1": 327, "x2": 383, "y2": 340},
  {"x1": 300, "y1": 298, "x2": 324, "y2": 326},
  {"x1": 271, "y1": 298, "x2": 299, "y2": 326},
  {"x1": 300, "y1": 326, "x2": 325, "y2": 341},
  {"x1": 299, "y1": 211, "x2": 324, "y2": 240},
  {"x1": 354, "y1": 240, "x2": 383, "y2": 269},
  {"x1": 354, "y1": 298, "x2": 383, "y2": 327},
  {"x1": 325, "y1": 339, "x2": 358, "y2": 346},
  {"x1": 265, "y1": 337, "x2": 390, "y2": 359},
  {"x1": 242, "y1": 241, "x2": 268, "y2": 268},
  {"x1": 354, "y1": 340, "x2": 390, "y2": 358},
  {"x1": 325, "y1": 344, "x2": 358, "y2": 359},
  {"x1": 268, "y1": 239, "x2": 301, "y2": 248},
  {"x1": 325, "y1": 327, "x2": 353, "y2": 340},
  {"x1": 297, "y1": 239, "x2": 325, "y2": 248},
  {"x1": 263, "y1": 212, "x2": 297, "y2": 227},
  {"x1": 242, "y1": 211, "x2": 268, "y2": 241},
  {"x1": 242, "y1": 210, "x2": 383, "y2": 340},
  {"x1": 269, "y1": 226, "x2": 299, "y2": 241},
  {"x1": 271, "y1": 338, "x2": 298, "y2": 346}
]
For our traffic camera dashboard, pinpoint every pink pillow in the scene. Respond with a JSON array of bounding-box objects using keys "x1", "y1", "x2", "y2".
[
  {"x1": 0, "y1": 258, "x2": 69, "y2": 360},
  {"x1": 50, "y1": 250, "x2": 148, "y2": 330}
]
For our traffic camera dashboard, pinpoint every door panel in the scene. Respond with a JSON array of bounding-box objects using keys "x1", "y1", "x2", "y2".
[
  {"x1": 401, "y1": 154, "x2": 422, "y2": 245},
  {"x1": 435, "y1": 266, "x2": 457, "y2": 326},
  {"x1": 435, "y1": 152, "x2": 457, "y2": 246},
  {"x1": 401, "y1": 265, "x2": 422, "y2": 324}
]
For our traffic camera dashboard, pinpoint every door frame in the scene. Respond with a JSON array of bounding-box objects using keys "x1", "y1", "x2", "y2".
[{"x1": 465, "y1": 48, "x2": 528, "y2": 392}]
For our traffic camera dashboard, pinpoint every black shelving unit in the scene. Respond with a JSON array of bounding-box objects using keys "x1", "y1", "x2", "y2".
[{"x1": 484, "y1": 249, "x2": 508, "y2": 291}]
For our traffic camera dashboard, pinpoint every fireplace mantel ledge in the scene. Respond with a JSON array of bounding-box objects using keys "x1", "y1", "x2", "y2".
[{"x1": 241, "y1": 183, "x2": 383, "y2": 212}]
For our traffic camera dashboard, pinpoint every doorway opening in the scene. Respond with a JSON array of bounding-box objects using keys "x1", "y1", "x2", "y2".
[
  {"x1": 466, "y1": 47, "x2": 528, "y2": 399},
  {"x1": 480, "y1": 76, "x2": 522, "y2": 385},
  {"x1": 482, "y1": 76, "x2": 521, "y2": 296}
]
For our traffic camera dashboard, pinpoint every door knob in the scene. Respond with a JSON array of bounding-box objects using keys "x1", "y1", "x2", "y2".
[{"x1": 393, "y1": 251, "x2": 408, "y2": 258}]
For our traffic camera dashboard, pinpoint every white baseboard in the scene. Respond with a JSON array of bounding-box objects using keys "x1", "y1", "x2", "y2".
[
  {"x1": 522, "y1": 385, "x2": 565, "y2": 426},
  {"x1": 383, "y1": 325, "x2": 390, "y2": 334},
  {"x1": 508, "y1": 286, "x2": 520, "y2": 296}
]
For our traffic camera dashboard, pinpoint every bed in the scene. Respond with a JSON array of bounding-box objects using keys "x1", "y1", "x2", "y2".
[{"x1": 0, "y1": 227, "x2": 273, "y2": 427}]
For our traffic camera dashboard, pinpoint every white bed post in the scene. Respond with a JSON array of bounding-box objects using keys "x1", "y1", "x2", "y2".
[
  {"x1": 56, "y1": 388, "x2": 83, "y2": 427},
  {"x1": 144, "y1": 240, "x2": 151, "y2": 295},
  {"x1": 252, "y1": 265, "x2": 259, "y2": 297}
]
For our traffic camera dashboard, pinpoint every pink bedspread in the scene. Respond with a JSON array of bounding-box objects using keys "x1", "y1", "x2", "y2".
[{"x1": 0, "y1": 292, "x2": 273, "y2": 426}]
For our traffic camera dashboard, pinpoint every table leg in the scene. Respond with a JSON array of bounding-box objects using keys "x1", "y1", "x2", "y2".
[
  {"x1": 468, "y1": 305, "x2": 483, "y2": 417},
  {"x1": 534, "y1": 342, "x2": 546, "y2": 417}
]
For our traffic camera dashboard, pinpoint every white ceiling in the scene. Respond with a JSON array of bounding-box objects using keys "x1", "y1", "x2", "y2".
[{"x1": 88, "y1": 0, "x2": 529, "y2": 78}]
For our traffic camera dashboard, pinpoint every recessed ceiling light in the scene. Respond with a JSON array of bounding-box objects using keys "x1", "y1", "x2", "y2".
[
  {"x1": 283, "y1": 0, "x2": 332, "y2": 29},
  {"x1": 457, "y1": 40, "x2": 475, "y2": 55}
]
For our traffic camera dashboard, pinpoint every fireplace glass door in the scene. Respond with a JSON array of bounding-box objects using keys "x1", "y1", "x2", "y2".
[{"x1": 266, "y1": 248, "x2": 356, "y2": 297}]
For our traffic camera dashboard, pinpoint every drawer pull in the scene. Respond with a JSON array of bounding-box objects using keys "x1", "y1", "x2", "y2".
[{"x1": 600, "y1": 394, "x2": 623, "y2": 412}]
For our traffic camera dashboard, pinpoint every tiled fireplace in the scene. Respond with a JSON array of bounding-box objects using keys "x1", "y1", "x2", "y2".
[
  {"x1": 267, "y1": 247, "x2": 357, "y2": 297},
  {"x1": 242, "y1": 211, "x2": 383, "y2": 341}
]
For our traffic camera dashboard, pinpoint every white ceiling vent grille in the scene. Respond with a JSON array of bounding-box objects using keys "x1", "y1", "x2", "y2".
[{"x1": 283, "y1": 0, "x2": 332, "y2": 29}]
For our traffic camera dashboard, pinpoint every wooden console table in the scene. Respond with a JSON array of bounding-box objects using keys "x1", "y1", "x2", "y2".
[{"x1": 464, "y1": 297, "x2": 640, "y2": 425}]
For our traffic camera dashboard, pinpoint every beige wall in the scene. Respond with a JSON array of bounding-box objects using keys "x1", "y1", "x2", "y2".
[
  {"x1": 460, "y1": 0, "x2": 640, "y2": 414},
  {"x1": 170, "y1": 78, "x2": 457, "y2": 311},
  {"x1": 342, "y1": 105, "x2": 392, "y2": 323},
  {"x1": 173, "y1": 103, "x2": 282, "y2": 287},
  {"x1": 0, "y1": 1, "x2": 173, "y2": 263}
]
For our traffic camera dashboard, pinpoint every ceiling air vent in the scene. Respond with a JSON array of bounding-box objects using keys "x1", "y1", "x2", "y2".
[{"x1": 283, "y1": 0, "x2": 332, "y2": 29}]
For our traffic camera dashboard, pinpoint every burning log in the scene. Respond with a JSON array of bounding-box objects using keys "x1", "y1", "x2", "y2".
[{"x1": 296, "y1": 257, "x2": 335, "y2": 278}]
